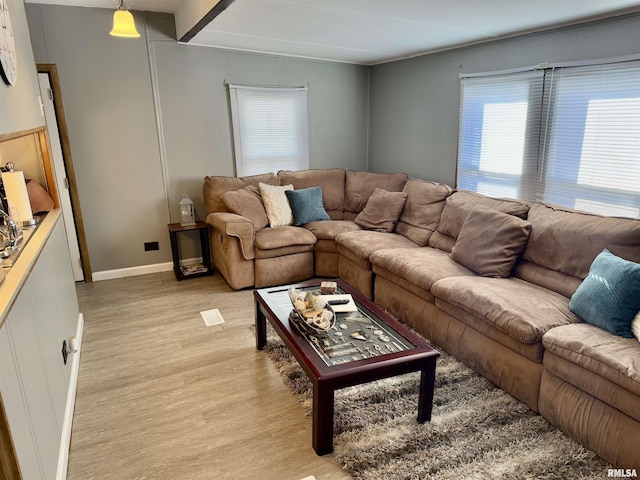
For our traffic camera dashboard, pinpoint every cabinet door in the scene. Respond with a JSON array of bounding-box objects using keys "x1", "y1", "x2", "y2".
[
  {"x1": 0, "y1": 294, "x2": 47, "y2": 480},
  {"x1": 45, "y1": 216, "x2": 80, "y2": 339},
  {"x1": 0, "y1": 321, "x2": 42, "y2": 480},
  {"x1": 28, "y1": 218, "x2": 78, "y2": 429}
]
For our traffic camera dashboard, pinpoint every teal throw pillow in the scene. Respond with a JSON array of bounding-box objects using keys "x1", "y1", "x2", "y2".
[
  {"x1": 285, "y1": 186, "x2": 330, "y2": 226},
  {"x1": 569, "y1": 249, "x2": 640, "y2": 338}
]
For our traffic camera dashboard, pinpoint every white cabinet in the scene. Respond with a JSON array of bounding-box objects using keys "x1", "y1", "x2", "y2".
[
  {"x1": 0, "y1": 318, "x2": 43, "y2": 480},
  {"x1": 0, "y1": 211, "x2": 81, "y2": 480}
]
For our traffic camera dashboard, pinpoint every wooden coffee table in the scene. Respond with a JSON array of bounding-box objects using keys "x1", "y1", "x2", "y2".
[{"x1": 254, "y1": 279, "x2": 440, "y2": 455}]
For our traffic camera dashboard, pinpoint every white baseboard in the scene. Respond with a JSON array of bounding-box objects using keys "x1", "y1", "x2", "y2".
[
  {"x1": 91, "y1": 258, "x2": 203, "y2": 281},
  {"x1": 57, "y1": 312, "x2": 84, "y2": 480},
  {"x1": 92, "y1": 262, "x2": 173, "y2": 281}
]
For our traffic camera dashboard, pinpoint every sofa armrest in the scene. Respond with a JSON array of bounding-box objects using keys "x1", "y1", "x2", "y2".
[{"x1": 206, "y1": 212, "x2": 256, "y2": 260}]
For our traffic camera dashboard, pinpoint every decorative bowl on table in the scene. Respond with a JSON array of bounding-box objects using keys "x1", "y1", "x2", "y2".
[{"x1": 288, "y1": 287, "x2": 335, "y2": 333}]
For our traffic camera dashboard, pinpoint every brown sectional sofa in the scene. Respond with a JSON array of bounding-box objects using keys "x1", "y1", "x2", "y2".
[{"x1": 203, "y1": 168, "x2": 640, "y2": 468}]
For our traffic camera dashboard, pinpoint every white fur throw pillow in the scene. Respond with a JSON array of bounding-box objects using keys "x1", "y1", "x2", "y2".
[
  {"x1": 259, "y1": 182, "x2": 294, "y2": 228},
  {"x1": 632, "y1": 311, "x2": 640, "y2": 343}
]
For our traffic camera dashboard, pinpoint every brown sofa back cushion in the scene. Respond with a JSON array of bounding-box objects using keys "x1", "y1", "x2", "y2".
[
  {"x1": 396, "y1": 179, "x2": 453, "y2": 246},
  {"x1": 354, "y1": 188, "x2": 408, "y2": 232},
  {"x1": 220, "y1": 185, "x2": 269, "y2": 231},
  {"x1": 450, "y1": 205, "x2": 532, "y2": 277},
  {"x1": 429, "y1": 190, "x2": 530, "y2": 253},
  {"x1": 203, "y1": 173, "x2": 279, "y2": 214},
  {"x1": 515, "y1": 203, "x2": 640, "y2": 297},
  {"x1": 344, "y1": 170, "x2": 409, "y2": 219},
  {"x1": 277, "y1": 168, "x2": 346, "y2": 219}
]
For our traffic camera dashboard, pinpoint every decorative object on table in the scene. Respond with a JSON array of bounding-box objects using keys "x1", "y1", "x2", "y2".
[
  {"x1": 318, "y1": 294, "x2": 358, "y2": 313},
  {"x1": 178, "y1": 193, "x2": 196, "y2": 226},
  {"x1": 0, "y1": 0, "x2": 17, "y2": 86},
  {"x1": 288, "y1": 287, "x2": 334, "y2": 332},
  {"x1": 320, "y1": 281, "x2": 337, "y2": 295},
  {"x1": 109, "y1": 0, "x2": 140, "y2": 38},
  {"x1": 1, "y1": 163, "x2": 36, "y2": 226}
]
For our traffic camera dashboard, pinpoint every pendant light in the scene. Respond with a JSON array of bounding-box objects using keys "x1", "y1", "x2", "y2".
[{"x1": 109, "y1": 0, "x2": 140, "y2": 38}]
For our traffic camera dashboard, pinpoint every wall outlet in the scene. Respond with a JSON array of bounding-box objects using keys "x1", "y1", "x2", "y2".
[{"x1": 144, "y1": 241, "x2": 159, "y2": 251}]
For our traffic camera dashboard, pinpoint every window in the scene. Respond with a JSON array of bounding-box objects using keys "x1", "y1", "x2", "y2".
[
  {"x1": 229, "y1": 85, "x2": 309, "y2": 177},
  {"x1": 542, "y1": 63, "x2": 640, "y2": 218},
  {"x1": 457, "y1": 59, "x2": 640, "y2": 219},
  {"x1": 457, "y1": 70, "x2": 544, "y2": 200}
]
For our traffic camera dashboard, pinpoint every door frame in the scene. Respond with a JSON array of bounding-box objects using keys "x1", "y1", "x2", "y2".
[{"x1": 37, "y1": 63, "x2": 92, "y2": 283}]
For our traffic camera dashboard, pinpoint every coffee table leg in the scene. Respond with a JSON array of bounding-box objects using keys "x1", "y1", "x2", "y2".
[
  {"x1": 417, "y1": 358, "x2": 437, "y2": 423},
  {"x1": 255, "y1": 301, "x2": 267, "y2": 350},
  {"x1": 312, "y1": 381, "x2": 334, "y2": 455}
]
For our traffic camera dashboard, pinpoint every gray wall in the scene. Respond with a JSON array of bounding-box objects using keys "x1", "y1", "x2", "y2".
[
  {"x1": 26, "y1": 5, "x2": 370, "y2": 274},
  {"x1": 368, "y1": 13, "x2": 640, "y2": 186},
  {"x1": 24, "y1": 4, "x2": 640, "y2": 275},
  {"x1": 0, "y1": 0, "x2": 43, "y2": 137}
]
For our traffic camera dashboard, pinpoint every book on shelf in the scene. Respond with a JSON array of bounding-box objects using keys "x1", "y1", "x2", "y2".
[{"x1": 180, "y1": 262, "x2": 208, "y2": 275}]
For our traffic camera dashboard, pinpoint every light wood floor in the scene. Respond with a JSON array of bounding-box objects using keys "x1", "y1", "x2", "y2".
[{"x1": 70, "y1": 271, "x2": 352, "y2": 480}]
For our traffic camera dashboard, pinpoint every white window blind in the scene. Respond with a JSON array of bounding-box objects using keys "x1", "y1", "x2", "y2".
[
  {"x1": 457, "y1": 70, "x2": 544, "y2": 200},
  {"x1": 457, "y1": 58, "x2": 640, "y2": 219},
  {"x1": 541, "y1": 62, "x2": 640, "y2": 218},
  {"x1": 229, "y1": 85, "x2": 309, "y2": 177}
]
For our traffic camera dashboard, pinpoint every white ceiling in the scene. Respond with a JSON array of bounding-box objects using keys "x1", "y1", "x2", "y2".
[
  {"x1": 26, "y1": 0, "x2": 640, "y2": 65},
  {"x1": 26, "y1": 0, "x2": 185, "y2": 14}
]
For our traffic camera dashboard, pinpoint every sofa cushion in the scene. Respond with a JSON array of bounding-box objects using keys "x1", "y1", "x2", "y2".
[
  {"x1": 569, "y1": 249, "x2": 640, "y2": 338},
  {"x1": 371, "y1": 247, "x2": 476, "y2": 295},
  {"x1": 278, "y1": 168, "x2": 345, "y2": 219},
  {"x1": 521, "y1": 203, "x2": 640, "y2": 282},
  {"x1": 429, "y1": 191, "x2": 530, "y2": 253},
  {"x1": 285, "y1": 186, "x2": 330, "y2": 226},
  {"x1": 220, "y1": 185, "x2": 269, "y2": 231},
  {"x1": 336, "y1": 231, "x2": 419, "y2": 270},
  {"x1": 543, "y1": 323, "x2": 640, "y2": 400},
  {"x1": 259, "y1": 183, "x2": 294, "y2": 228},
  {"x1": 450, "y1": 205, "x2": 532, "y2": 278},
  {"x1": 432, "y1": 276, "x2": 580, "y2": 346},
  {"x1": 396, "y1": 179, "x2": 453, "y2": 246},
  {"x1": 543, "y1": 350, "x2": 640, "y2": 425},
  {"x1": 344, "y1": 170, "x2": 409, "y2": 217},
  {"x1": 354, "y1": 188, "x2": 407, "y2": 233},
  {"x1": 255, "y1": 226, "x2": 316, "y2": 251},
  {"x1": 203, "y1": 172, "x2": 278, "y2": 214},
  {"x1": 511, "y1": 261, "x2": 582, "y2": 301},
  {"x1": 304, "y1": 220, "x2": 361, "y2": 241}
]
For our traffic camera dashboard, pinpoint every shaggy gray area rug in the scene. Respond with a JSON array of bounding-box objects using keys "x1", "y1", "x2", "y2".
[{"x1": 264, "y1": 335, "x2": 611, "y2": 480}]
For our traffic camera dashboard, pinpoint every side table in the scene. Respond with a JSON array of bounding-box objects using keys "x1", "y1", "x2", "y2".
[{"x1": 168, "y1": 220, "x2": 214, "y2": 281}]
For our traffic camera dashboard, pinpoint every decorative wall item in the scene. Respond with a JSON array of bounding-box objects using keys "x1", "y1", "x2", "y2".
[{"x1": 0, "y1": 0, "x2": 17, "y2": 86}]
